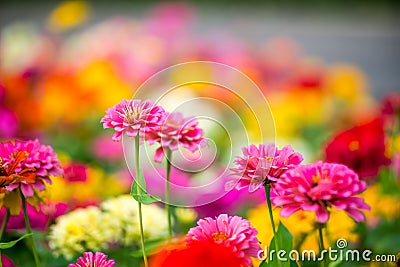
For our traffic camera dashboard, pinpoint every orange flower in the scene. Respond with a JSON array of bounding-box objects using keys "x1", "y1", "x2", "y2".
[{"x1": 0, "y1": 151, "x2": 36, "y2": 192}]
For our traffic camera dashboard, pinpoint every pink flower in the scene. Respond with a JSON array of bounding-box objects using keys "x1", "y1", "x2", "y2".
[
  {"x1": 0, "y1": 107, "x2": 18, "y2": 139},
  {"x1": 147, "y1": 112, "x2": 205, "y2": 162},
  {"x1": 1, "y1": 139, "x2": 63, "y2": 197},
  {"x1": 63, "y1": 163, "x2": 88, "y2": 182},
  {"x1": 101, "y1": 99, "x2": 166, "y2": 142},
  {"x1": 1, "y1": 255, "x2": 16, "y2": 267},
  {"x1": 272, "y1": 161, "x2": 370, "y2": 223},
  {"x1": 185, "y1": 214, "x2": 260, "y2": 267},
  {"x1": 68, "y1": 252, "x2": 115, "y2": 267},
  {"x1": 227, "y1": 143, "x2": 303, "y2": 192}
]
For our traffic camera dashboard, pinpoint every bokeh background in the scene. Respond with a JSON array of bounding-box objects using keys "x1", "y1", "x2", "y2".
[{"x1": 0, "y1": 1, "x2": 399, "y2": 266}]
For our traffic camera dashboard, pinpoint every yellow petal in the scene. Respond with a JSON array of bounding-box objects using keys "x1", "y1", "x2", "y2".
[{"x1": 4, "y1": 190, "x2": 21, "y2": 216}]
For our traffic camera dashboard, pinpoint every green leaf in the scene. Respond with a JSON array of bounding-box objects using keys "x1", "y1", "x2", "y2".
[
  {"x1": 0, "y1": 233, "x2": 32, "y2": 249},
  {"x1": 131, "y1": 193, "x2": 161, "y2": 205},
  {"x1": 265, "y1": 222, "x2": 298, "y2": 267},
  {"x1": 131, "y1": 169, "x2": 160, "y2": 204}
]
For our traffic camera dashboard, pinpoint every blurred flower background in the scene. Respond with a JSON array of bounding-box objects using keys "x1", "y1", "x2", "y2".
[{"x1": 0, "y1": 0, "x2": 399, "y2": 266}]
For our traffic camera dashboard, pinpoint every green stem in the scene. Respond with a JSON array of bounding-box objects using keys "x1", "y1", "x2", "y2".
[
  {"x1": 318, "y1": 223, "x2": 326, "y2": 267},
  {"x1": 165, "y1": 148, "x2": 173, "y2": 240},
  {"x1": 20, "y1": 189, "x2": 40, "y2": 267},
  {"x1": 0, "y1": 208, "x2": 10, "y2": 267},
  {"x1": 0, "y1": 208, "x2": 9, "y2": 241},
  {"x1": 135, "y1": 135, "x2": 148, "y2": 267},
  {"x1": 264, "y1": 184, "x2": 280, "y2": 266}
]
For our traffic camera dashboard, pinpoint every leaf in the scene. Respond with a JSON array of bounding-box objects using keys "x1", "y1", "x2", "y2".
[
  {"x1": 131, "y1": 169, "x2": 160, "y2": 204},
  {"x1": 265, "y1": 222, "x2": 298, "y2": 267},
  {"x1": 131, "y1": 193, "x2": 161, "y2": 205},
  {"x1": 0, "y1": 233, "x2": 32, "y2": 249}
]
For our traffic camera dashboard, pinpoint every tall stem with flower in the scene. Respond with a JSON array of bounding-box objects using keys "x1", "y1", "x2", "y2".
[
  {"x1": 165, "y1": 148, "x2": 173, "y2": 239},
  {"x1": 134, "y1": 134, "x2": 148, "y2": 267},
  {"x1": 20, "y1": 187, "x2": 40, "y2": 267},
  {"x1": 228, "y1": 143, "x2": 303, "y2": 265},
  {"x1": 101, "y1": 99, "x2": 167, "y2": 266},
  {"x1": 0, "y1": 140, "x2": 63, "y2": 267},
  {"x1": 272, "y1": 161, "x2": 370, "y2": 267},
  {"x1": 148, "y1": 112, "x2": 205, "y2": 241}
]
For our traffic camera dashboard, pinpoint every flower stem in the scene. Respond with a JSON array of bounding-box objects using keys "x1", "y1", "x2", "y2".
[
  {"x1": 20, "y1": 189, "x2": 40, "y2": 267},
  {"x1": 318, "y1": 223, "x2": 326, "y2": 267},
  {"x1": 135, "y1": 135, "x2": 148, "y2": 267},
  {"x1": 0, "y1": 208, "x2": 10, "y2": 267},
  {"x1": 165, "y1": 148, "x2": 173, "y2": 240},
  {"x1": 0, "y1": 208, "x2": 10, "y2": 241},
  {"x1": 264, "y1": 184, "x2": 280, "y2": 265}
]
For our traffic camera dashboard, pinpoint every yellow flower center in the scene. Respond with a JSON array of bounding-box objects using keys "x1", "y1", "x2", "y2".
[
  {"x1": 348, "y1": 140, "x2": 359, "y2": 151},
  {"x1": 212, "y1": 232, "x2": 229, "y2": 241}
]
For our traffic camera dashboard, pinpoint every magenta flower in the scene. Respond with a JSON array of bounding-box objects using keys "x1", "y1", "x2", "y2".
[
  {"x1": 101, "y1": 99, "x2": 166, "y2": 141},
  {"x1": 1, "y1": 255, "x2": 16, "y2": 267},
  {"x1": 1, "y1": 139, "x2": 63, "y2": 197},
  {"x1": 68, "y1": 252, "x2": 115, "y2": 267},
  {"x1": 147, "y1": 112, "x2": 205, "y2": 162},
  {"x1": 272, "y1": 161, "x2": 370, "y2": 223},
  {"x1": 185, "y1": 214, "x2": 260, "y2": 267},
  {"x1": 227, "y1": 143, "x2": 303, "y2": 192}
]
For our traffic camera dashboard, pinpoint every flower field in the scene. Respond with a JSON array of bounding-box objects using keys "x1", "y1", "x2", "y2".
[{"x1": 0, "y1": 1, "x2": 399, "y2": 267}]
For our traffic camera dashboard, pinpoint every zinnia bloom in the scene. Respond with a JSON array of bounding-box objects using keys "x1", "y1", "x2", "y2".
[
  {"x1": 147, "y1": 111, "x2": 205, "y2": 162},
  {"x1": 1, "y1": 139, "x2": 63, "y2": 197},
  {"x1": 100, "y1": 99, "x2": 166, "y2": 141},
  {"x1": 324, "y1": 118, "x2": 390, "y2": 179},
  {"x1": 272, "y1": 161, "x2": 370, "y2": 223},
  {"x1": 68, "y1": 252, "x2": 115, "y2": 267},
  {"x1": 185, "y1": 214, "x2": 260, "y2": 267},
  {"x1": 150, "y1": 240, "x2": 242, "y2": 267},
  {"x1": 228, "y1": 143, "x2": 303, "y2": 192}
]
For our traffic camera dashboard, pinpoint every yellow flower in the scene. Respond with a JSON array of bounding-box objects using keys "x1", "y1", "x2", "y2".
[
  {"x1": 101, "y1": 195, "x2": 168, "y2": 245},
  {"x1": 248, "y1": 204, "x2": 357, "y2": 265},
  {"x1": 47, "y1": 0, "x2": 90, "y2": 32},
  {"x1": 361, "y1": 184, "x2": 400, "y2": 224},
  {"x1": 48, "y1": 206, "x2": 107, "y2": 259},
  {"x1": 47, "y1": 165, "x2": 125, "y2": 204}
]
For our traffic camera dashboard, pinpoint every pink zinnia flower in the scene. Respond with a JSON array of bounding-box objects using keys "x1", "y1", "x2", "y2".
[
  {"x1": 272, "y1": 161, "x2": 370, "y2": 223},
  {"x1": 1, "y1": 139, "x2": 63, "y2": 197},
  {"x1": 101, "y1": 99, "x2": 166, "y2": 141},
  {"x1": 227, "y1": 143, "x2": 303, "y2": 192},
  {"x1": 147, "y1": 112, "x2": 205, "y2": 162},
  {"x1": 185, "y1": 214, "x2": 260, "y2": 267},
  {"x1": 68, "y1": 252, "x2": 115, "y2": 267}
]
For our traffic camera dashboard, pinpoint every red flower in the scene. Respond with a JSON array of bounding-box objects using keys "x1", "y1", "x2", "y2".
[
  {"x1": 324, "y1": 118, "x2": 390, "y2": 179},
  {"x1": 150, "y1": 241, "x2": 242, "y2": 267}
]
